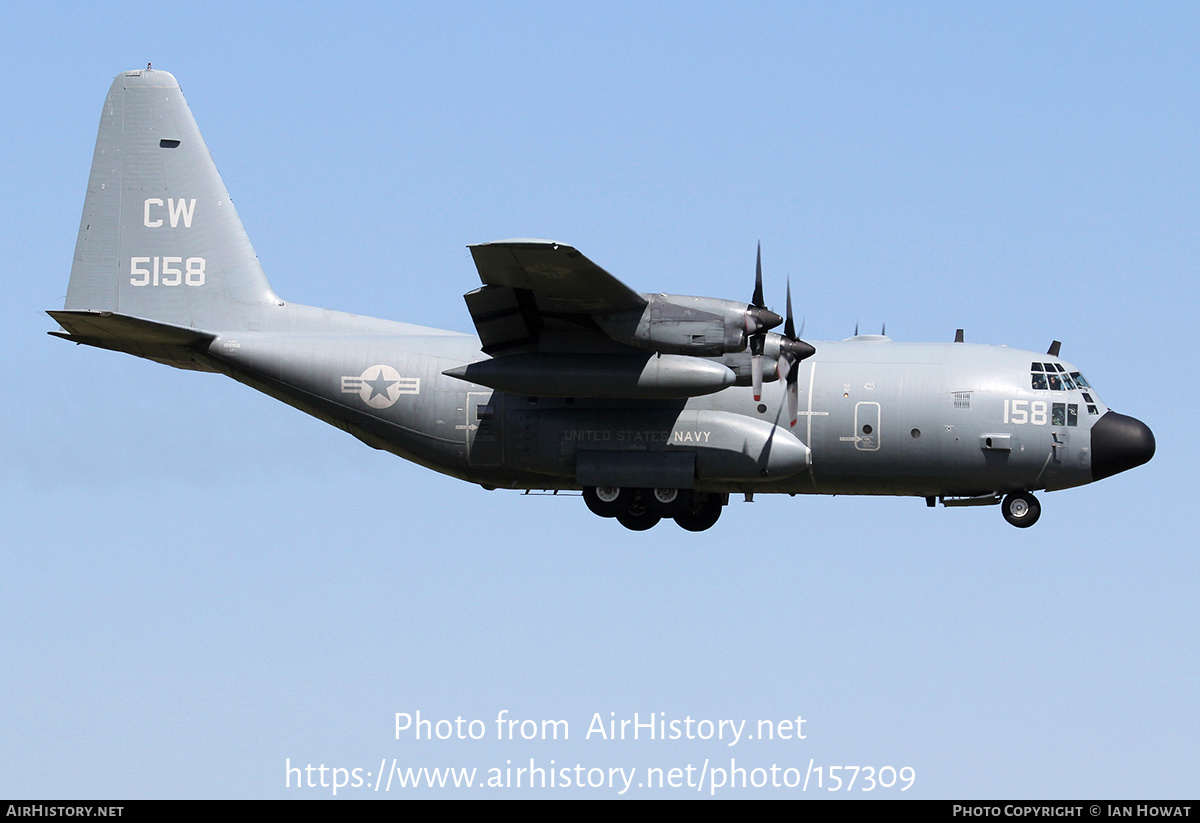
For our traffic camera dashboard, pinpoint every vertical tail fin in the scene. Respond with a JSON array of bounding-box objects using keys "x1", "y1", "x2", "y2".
[{"x1": 64, "y1": 68, "x2": 279, "y2": 330}]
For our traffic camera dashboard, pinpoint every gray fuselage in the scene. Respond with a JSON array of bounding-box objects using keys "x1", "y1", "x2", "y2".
[{"x1": 202, "y1": 306, "x2": 1106, "y2": 499}]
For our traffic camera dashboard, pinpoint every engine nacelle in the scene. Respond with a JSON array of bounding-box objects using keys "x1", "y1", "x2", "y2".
[
  {"x1": 718, "y1": 333, "x2": 799, "y2": 386},
  {"x1": 444, "y1": 353, "x2": 736, "y2": 399},
  {"x1": 597, "y1": 294, "x2": 780, "y2": 356}
]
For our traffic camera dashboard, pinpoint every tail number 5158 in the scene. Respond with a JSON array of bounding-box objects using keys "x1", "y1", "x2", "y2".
[{"x1": 129, "y1": 256, "x2": 206, "y2": 287}]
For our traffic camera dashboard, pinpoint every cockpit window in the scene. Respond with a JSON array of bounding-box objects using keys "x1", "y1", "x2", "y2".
[
  {"x1": 1052, "y1": 403, "x2": 1081, "y2": 427},
  {"x1": 1052, "y1": 403, "x2": 1066, "y2": 426},
  {"x1": 1031, "y1": 363, "x2": 1082, "y2": 392}
]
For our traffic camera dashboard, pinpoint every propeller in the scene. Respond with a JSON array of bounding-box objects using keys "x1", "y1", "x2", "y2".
[
  {"x1": 747, "y1": 243, "x2": 782, "y2": 401},
  {"x1": 775, "y1": 278, "x2": 816, "y2": 426}
]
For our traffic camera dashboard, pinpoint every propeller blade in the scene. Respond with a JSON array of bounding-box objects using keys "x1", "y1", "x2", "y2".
[
  {"x1": 745, "y1": 244, "x2": 781, "y2": 337},
  {"x1": 784, "y1": 278, "x2": 795, "y2": 339},
  {"x1": 779, "y1": 278, "x2": 815, "y2": 362},
  {"x1": 782, "y1": 359, "x2": 801, "y2": 429},
  {"x1": 748, "y1": 243, "x2": 778, "y2": 401},
  {"x1": 752, "y1": 242, "x2": 765, "y2": 308},
  {"x1": 747, "y1": 248, "x2": 813, "y2": 419},
  {"x1": 777, "y1": 275, "x2": 813, "y2": 426}
]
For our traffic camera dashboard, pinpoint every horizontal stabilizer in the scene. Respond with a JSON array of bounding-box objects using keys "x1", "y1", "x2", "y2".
[{"x1": 47, "y1": 310, "x2": 216, "y2": 371}]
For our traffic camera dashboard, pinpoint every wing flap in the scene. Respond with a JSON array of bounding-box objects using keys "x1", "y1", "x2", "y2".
[{"x1": 463, "y1": 284, "x2": 544, "y2": 355}]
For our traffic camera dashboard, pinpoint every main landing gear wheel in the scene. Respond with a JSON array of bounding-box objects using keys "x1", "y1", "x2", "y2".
[
  {"x1": 583, "y1": 486, "x2": 628, "y2": 518},
  {"x1": 616, "y1": 508, "x2": 661, "y2": 531},
  {"x1": 1001, "y1": 491, "x2": 1041, "y2": 528},
  {"x1": 616, "y1": 493, "x2": 661, "y2": 531},
  {"x1": 647, "y1": 487, "x2": 693, "y2": 518},
  {"x1": 674, "y1": 497, "x2": 723, "y2": 532}
]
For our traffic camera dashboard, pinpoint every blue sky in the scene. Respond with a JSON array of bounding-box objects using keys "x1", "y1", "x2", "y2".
[{"x1": 2, "y1": 2, "x2": 1196, "y2": 798}]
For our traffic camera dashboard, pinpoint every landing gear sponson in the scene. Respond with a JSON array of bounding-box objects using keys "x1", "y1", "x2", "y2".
[
  {"x1": 583, "y1": 486, "x2": 726, "y2": 532},
  {"x1": 592, "y1": 486, "x2": 1047, "y2": 530}
]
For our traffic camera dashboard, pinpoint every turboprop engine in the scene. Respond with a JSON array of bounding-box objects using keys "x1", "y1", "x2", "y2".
[{"x1": 596, "y1": 293, "x2": 782, "y2": 357}]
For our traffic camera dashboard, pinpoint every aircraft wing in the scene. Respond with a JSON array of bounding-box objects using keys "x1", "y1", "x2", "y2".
[{"x1": 466, "y1": 240, "x2": 647, "y2": 355}]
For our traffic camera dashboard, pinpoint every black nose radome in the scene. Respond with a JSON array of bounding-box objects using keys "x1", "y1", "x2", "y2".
[{"x1": 1091, "y1": 411, "x2": 1155, "y2": 481}]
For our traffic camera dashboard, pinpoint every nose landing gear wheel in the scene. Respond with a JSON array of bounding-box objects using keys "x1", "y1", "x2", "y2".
[{"x1": 1002, "y1": 491, "x2": 1041, "y2": 528}]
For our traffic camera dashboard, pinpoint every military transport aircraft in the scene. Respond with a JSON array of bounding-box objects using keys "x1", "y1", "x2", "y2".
[{"x1": 49, "y1": 69, "x2": 1155, "y2": 531}]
